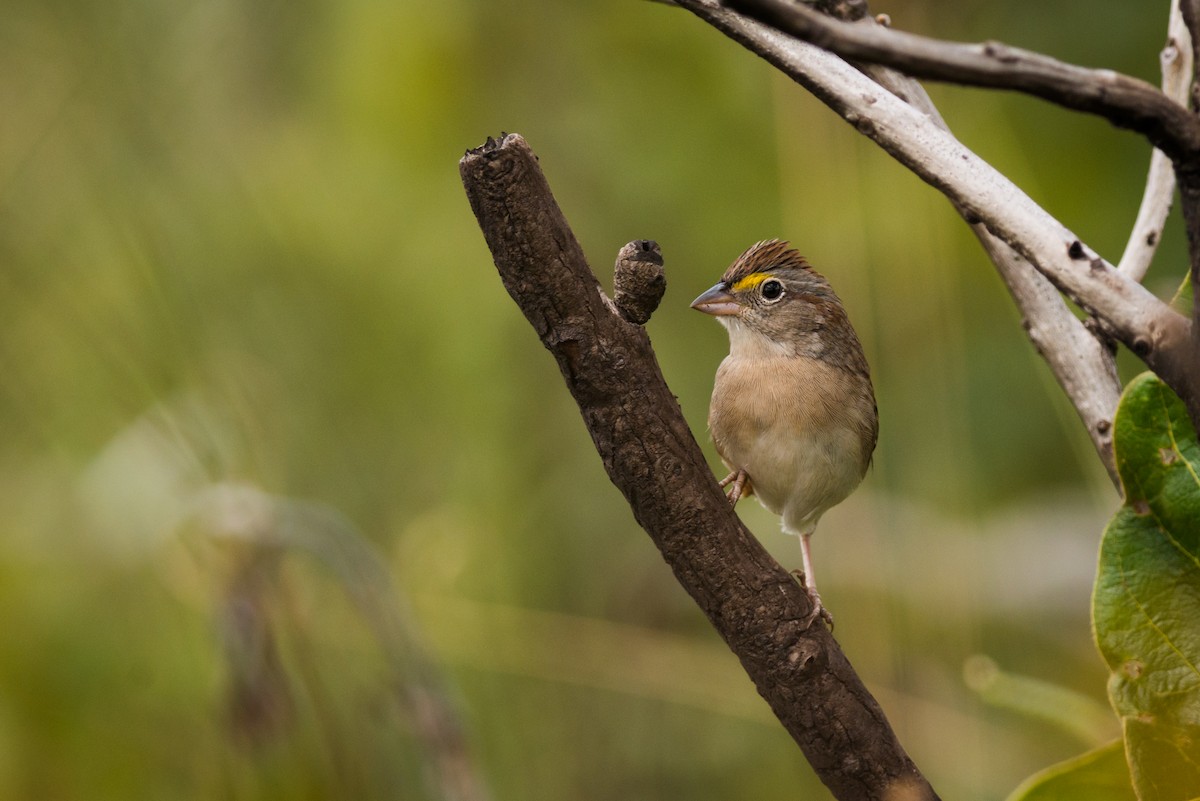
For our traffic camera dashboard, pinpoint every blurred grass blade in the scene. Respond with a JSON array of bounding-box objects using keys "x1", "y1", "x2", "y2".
[
  {"x1": 963, "y1": 655, "x2": 1117, "y2": 747},
  {"x1": 191, "y1": 483, "x2": 493, "y2": 801},
  {"x1": 1169, "y1": 272, "x2": 1192, "y2": 316}
]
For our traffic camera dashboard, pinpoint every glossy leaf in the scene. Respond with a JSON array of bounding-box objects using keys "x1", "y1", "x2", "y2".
[{"x1": 1094, "y1": 373, "x2": 1200, "y2": 801}]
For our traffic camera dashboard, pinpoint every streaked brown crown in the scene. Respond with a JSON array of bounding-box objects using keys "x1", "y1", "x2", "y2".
[{"x1": 720, "y1": 239, "x2": 812, "y2": 286}]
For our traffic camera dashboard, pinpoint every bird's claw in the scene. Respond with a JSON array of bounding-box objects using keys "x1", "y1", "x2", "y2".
[
  {"x1": 790, "y1": 569, "x2": 834, "y2": 631},
  {"x1": 718, "y1": 469, "x2": 750, "y2": 506}
]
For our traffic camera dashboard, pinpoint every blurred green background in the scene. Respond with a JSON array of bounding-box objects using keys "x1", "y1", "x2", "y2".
[{"x1": 0, "y1": 1, "x2": 1185, "y2": 799}]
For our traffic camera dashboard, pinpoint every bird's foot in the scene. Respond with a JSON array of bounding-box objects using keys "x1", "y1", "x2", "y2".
[
  {"x1": 790, "y1": 569, "x2": 834, "y2": 631},
  {"x1": 718, "y1": 469, "x2": 751, "y2": 506}
]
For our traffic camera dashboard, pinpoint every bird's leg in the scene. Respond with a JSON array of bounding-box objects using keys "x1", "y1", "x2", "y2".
[
  {"x1": 793, "y1": 532, "x2": 834, "y2": 630},
  {"x1": 718, "y1": 469, "x2": 750, "y2": 506}
]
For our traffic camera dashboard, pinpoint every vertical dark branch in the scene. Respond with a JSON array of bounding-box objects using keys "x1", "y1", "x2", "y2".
[
  {"x1": 1172, "y1": 0, "x2": 1200, "y2": 375},
  {"x1": 1175, "y1": 167, "x2": 1200, "y2": 334},
  {"x1": 1180, "y1": 0, "x2": 1200, "y2": 99},
  {"x1": 460, "y1": 132, "x2": 939, "y2": 801}
]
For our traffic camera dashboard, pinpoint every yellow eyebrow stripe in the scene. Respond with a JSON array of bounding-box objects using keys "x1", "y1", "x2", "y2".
[{"x1": 731, "y1": 273, "x2": 771, "y2": 293}]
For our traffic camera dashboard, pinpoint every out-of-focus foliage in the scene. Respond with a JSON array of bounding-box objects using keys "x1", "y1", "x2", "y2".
[
  {"x1": 1094, "y1": 374, "x2": 1200, "y2": 801},
  {"x1": 1006, "y1": 741, "x2": 1134, "y2": 801},
  {"x1": 0, "y1": 0, "x2": 1187, "y2": 799},
  {"x1": 1012, "y1": 374, "x2": 1200, "y2": 801}
]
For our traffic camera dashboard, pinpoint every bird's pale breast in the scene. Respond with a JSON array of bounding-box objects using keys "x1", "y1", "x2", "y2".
[{"x1": 708, "y1": 354, "x2": 874, "y2": 536}]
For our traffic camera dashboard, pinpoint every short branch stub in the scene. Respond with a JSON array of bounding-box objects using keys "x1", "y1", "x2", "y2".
[{"x1": 613, "y1": 239, "x2": 666, "y2": 324}]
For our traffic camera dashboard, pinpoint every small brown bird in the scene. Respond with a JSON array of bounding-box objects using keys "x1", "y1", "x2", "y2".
[{"x1": 691, "y1": 239, "x2": 878, "y2": 627}]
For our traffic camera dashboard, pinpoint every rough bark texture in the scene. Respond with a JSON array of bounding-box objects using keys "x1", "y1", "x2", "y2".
[{"x1": 460, "y1": 132, "x2": 938, "y2": 801}]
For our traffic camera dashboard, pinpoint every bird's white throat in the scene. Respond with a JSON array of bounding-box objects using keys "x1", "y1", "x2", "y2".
[{"x1": 720, "y1": 317, "x2": 795, "y2": 359}]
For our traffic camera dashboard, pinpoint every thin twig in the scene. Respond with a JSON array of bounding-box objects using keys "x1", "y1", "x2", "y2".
[
  {"x1": 1122, "y1": 152, "x2": 1178, "y2": 282},
  {"x1": 1119, "y1": 0, "x2": 1192, "y2": 281}
]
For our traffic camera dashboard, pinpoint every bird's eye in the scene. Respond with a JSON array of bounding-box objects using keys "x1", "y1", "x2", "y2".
[{"x1": 760, "y1": 279, "x2": 784, "y2": 301}]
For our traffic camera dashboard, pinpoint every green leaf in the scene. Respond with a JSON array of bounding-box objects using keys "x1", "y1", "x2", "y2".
[
  {"x1": 1094, "y1": 373, "x2": 1200, "y2": 801},
  {"x1": 1005, "y1": 740, "x2": 1135, "y2": 801}
]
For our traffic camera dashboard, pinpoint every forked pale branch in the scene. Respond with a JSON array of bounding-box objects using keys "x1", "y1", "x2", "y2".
[
  {"x1": 669, "y1": 0, "x2": 1200, "y2": 435},
  {"x1": 857, "y1": 55, "x2": 1122, "y2": 482}
]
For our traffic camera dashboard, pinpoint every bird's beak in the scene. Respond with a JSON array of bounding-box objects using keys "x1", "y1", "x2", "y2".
[{"x1": 690, "y1": 283, "x2": 740, "y2": 317}]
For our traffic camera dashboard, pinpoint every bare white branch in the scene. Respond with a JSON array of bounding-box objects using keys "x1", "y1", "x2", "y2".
[
  {"x1": 800, "y1": 41, "x2": 1179, "y2": 340},
  {"x1": 1118, "y1": 0, "x2": 1193, "y2": 281},
  {"x1": 676, "y1": 0, "x2": 1200, "y2": 464},
  {"x1": 676, "y1": 0, "x2": 1200, "y2": 443},
  {"x1": 984, "y1": 241, "x2": 1120, "y2": 471},
  {"x1": 856, "y1": 68, "x2": 1120, "y2": 480},
  {"x1": 723, "y1": 0, "x2": 1200, "y2": 161}
]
